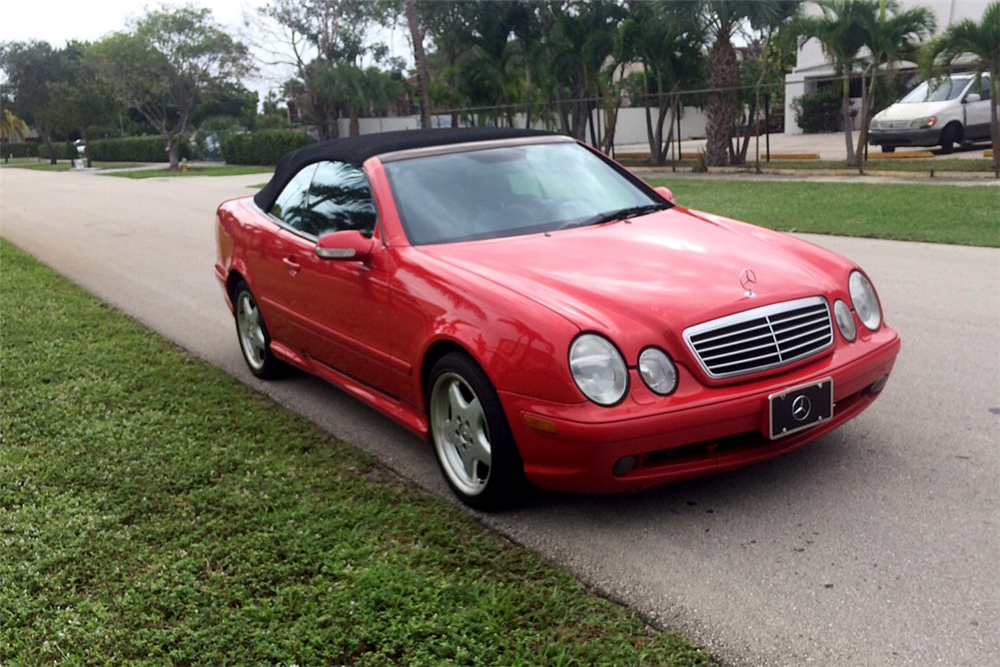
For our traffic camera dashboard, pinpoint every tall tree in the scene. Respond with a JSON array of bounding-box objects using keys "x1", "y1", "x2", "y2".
[
  {"x1": 921, "y1": 0, "x2": 1000, "y2": 177},
  {"x1": 0, "y1": 41, "x2": 70, "y2": 163},
  {"x1": 854, "y1": 0, "x2": 935, "y2": 168},
  {"x1": 91, "y1": 6, "x2": 249, "y2": 170},
  {"x1": 253, "y1": 0, "x2": 394, "y2": 138},
  {"x1": 548, "y1": 1, "x2": 623, "y2": 140},
  {"x1": 702, "y1": 1, "x2": 799, "y2": 166},
  {"x1": 796, "y1": 0, "x2": 871, "y2": 166},
  {"x1": 405, "y1": 0, "x2": 433, "y2": 129},
  {"x1": 45, "y1": 42, "x2": 119, "y2": 167},
  {"x1": 618, "y1": 2, "x2": 705, "y2": 164}
]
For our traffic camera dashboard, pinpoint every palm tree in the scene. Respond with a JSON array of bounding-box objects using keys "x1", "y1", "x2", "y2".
[
  {"x1": 405, "y1": 0, "x2": 433, "y2": 130},
  {"x1": 702, "y1": 1, "x2": 800, "y2": 166},
  {"x1": 797, "y1": 0, "x2": 871, "y2": 166},
  {"x1": 1, "y1": 109, "x2": 30, "y2": 160},
  {"x1": 618, "y1": 2, "x2": 705, "y2": 164},
  {"x1": 855, "y1": 0, "x2": 935, "y2": 169},
  {"x1": 921, "y1": 1, "x2": 1000, "y2": 178}
]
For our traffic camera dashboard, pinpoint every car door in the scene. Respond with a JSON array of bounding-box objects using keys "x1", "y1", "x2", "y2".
[
  {"x1": 963, "y1": 76, "x2": 991, "y2": 140},
  {"x1": 278, "y1": 160, "x2": 400, "y2": 392},
  {"x1": 245, "y1": 163, "x2": 318, "y2": 348}
]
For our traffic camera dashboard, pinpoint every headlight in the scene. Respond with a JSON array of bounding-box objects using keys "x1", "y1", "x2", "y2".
[
  {"x1": 849, "y1": 271, "x2": 882, "y2": 331},
  {"x1": 569, "y1": 334, "x2": 628, "y2": 405},
  {"x1": 833, "y1": 299, "x2": 857, "y2": 342},
  {"x1": 910, "y1": 116, "x2": 937, "y2": 128},
  {"x1": 638, "y1": 347, "x2": 678, "y2": 395},
  {"x1": 870, "y1": 118, "x2": 881, "y2": 130}
]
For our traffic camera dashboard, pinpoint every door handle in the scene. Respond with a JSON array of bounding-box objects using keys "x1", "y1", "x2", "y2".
[{"x1": 282, "y1": 256, "x2": 301, "y2": 275}]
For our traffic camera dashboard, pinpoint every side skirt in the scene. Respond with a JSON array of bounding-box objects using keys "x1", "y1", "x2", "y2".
[{"x1": 270, "y1": 340, "x2": 430, "y2": 439}]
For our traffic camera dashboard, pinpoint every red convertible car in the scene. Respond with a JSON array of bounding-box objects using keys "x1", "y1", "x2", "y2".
[{"x1": 215, "y1": 128, "x2": 900, "y2": 509}]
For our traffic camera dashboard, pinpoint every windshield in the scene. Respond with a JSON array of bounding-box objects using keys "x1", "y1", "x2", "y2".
[
  {"x1": 899, "y1": 77, "x2": 970, "y2": 103},
  {"x1": 382, "y1": 142, "x2": 663, "y2": 245}
]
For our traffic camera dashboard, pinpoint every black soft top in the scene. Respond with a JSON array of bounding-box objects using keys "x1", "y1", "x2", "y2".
[{"x1": 253, "y1": 127, "x2": 556, "y2": 211}]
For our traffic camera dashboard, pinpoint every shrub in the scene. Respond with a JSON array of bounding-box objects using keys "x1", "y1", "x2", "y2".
[
  {"x1": 2, "y1": 143, "x2": 39, "y2": 159},
  {"x1": 221, "y1": 129, "x2": 308, "y2": 165},
  {"x1": 792, "y1": 86, "x2": 844, "y2": 134},
  {"x1": 88, "y1": 136, "x2": 193, "y2": 162}
]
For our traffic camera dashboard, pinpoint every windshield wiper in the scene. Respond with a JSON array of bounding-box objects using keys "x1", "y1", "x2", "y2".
[{"x1": 558, "y1": 203, "x2": 669, "y2": 231}]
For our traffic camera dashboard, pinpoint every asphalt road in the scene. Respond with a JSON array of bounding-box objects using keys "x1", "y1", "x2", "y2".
[{"x1": 2, "y1": 168, "x2": 998, "y2": 667}]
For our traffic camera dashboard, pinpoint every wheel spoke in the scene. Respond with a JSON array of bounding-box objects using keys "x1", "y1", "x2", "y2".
[
  {"x1": 463, "y1": 396, "x2": 482, "y2": 425},
  {"x1": 463, "y1": 447, "x2": 479, "y2": 482},
  {"x1": 448, "y1": 382, "x2": 468, "y2": 414},
  {"x1": 470, "y1": 430, "x2": 491, "y2": 468},
  {"x1": 253, "y1": 327, "x2": 265, "y2": 352}
]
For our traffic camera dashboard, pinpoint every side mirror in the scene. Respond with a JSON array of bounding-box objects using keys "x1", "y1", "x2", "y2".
[
  {"x1": 315, "y1": 230, "x2": 375, "y2": 262},
  {"x1": 654, "y1": 186, "x2": 675, "y2": 204},
  {"x1": 965, "y1": 93, "x2": 981, "y2": 103}
]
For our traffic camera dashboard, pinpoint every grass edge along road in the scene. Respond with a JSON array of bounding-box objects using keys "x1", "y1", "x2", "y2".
[
  {"x1": 649, "y1": 179, "x2": 1000, "y2": 248},
  {"x1": 0, "y1": 241, "x2": 714, "y2": 666},
  {"x1": 100, "y1": 165, "x2": 275, "y2": 178}
]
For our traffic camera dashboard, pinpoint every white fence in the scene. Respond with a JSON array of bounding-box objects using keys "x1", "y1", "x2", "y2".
[{"x1": 336, "y1": 105, "x2": 710, "y2": 147}]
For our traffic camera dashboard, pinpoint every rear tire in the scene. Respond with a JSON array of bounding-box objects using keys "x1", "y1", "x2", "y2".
[
  {"x1": 233, "y1": 280, "x2": 285, "y2": 379},
  {"x1": 427, "y1": 351, "x2": 528, "y2": 511}
]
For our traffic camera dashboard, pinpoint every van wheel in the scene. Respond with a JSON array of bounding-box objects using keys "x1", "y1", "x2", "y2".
[
  {"x1": 882, "y1": 145, "x2": 896, "y2": 153},
  {"x1": 939, "y1": 124, "x2": 961, "y2": 154}
]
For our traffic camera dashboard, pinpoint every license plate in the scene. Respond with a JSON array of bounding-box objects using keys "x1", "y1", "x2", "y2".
[{"x1": 768, "y1": 377, "x2": 833, "y2": 440}]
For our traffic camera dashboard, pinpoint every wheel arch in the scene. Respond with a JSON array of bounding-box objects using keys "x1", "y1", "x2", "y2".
[{"x1": 421, "y1": 338, "x2": 480, "y2": 404}]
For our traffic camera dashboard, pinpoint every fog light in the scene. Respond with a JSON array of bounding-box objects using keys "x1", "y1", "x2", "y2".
[
  {"x1": 612, "y1": 456, "x2": 636, "y2": 477},
  {"x1": 867, "y1": 375, "x2": 889, "y2": 395}
]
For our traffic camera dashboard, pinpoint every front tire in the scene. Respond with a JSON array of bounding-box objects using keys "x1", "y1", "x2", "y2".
[
  {"x1": 427, "y1": 352, "x2": 527, "y2": 511},
  {"x1": 939, "y1": 124, "x2": 960, "y2": 154},
  {"x1": 881, "y1": 145, "x2": 896, "y2": 153},
  {"x1": 233, "y1": 280, "x2": 285, "y2": 379}
]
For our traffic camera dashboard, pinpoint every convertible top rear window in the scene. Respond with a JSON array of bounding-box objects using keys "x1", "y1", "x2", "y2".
[{"x1": 383, "y1": 142, "x2": 664, "y2": 245}]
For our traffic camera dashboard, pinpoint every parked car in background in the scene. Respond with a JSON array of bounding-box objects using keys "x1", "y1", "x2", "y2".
[
  {"x1": 869, "y1": 73, "x2": 992, "y2": 153},
  {"x1": 215, "y1": 128, "x2": 900, "y2": 510}
]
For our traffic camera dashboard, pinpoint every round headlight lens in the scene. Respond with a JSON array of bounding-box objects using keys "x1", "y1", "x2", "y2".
[
  {"x1": 638, "y1": 347, "x2": 678, "y2": 395},
  {"x1": 833, "y1": 299, "x2": 857, "y2": 342},
  {"x1": 569, "y1": 334, "x2": 628, "y2": 406},
  {"x1": 849, "y1": 271, "x2": 881, "y2": 331}
]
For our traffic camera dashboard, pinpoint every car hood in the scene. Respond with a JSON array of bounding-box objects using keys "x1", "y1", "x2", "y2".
[
  {"x1": 875, "y1": 100, "x2": 953, "y2": 122},
  {"x1": 418, "y1": 207, "x2": 850, "y2": 357}
]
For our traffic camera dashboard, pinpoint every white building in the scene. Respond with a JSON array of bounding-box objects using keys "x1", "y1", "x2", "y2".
[{"x1": 784, "y1": 0, "x2": 990, "y2": 134}]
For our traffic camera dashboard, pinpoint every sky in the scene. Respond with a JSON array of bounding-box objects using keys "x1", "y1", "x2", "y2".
[{"x1": 0, "y1": 0, "x2": 413, "y2": 105}]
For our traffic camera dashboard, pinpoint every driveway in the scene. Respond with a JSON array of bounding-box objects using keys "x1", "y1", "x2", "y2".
[{"x1": 2, "y1": 168, "x2": 998, "y2": 667}]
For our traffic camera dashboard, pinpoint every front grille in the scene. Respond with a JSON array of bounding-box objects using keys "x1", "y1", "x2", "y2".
[
  {"x1": 877, "y1": 120, "x2": 910, "y2": 130},
  {"x1": 684, "y1": 297, "x2": 833, "y2": 379}
]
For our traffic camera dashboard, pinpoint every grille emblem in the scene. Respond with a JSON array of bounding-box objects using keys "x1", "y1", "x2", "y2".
[
  {"x1": 740, "y1": 269, "x2": 757, "y2": 297},
  {"x1": 791, "y1": 395, "x2": 812, "y2": 421}
]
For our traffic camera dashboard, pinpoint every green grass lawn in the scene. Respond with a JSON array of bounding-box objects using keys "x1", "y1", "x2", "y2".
[
  {"x1": 0, "y1": 241, "x2": 712, "y2": 666},
  {"x1": 102, "y1": 165, "x2": 275, "y2": 179},
  {"x1": 648, "y1": 179, "x2": 1000, "y2": 247}
]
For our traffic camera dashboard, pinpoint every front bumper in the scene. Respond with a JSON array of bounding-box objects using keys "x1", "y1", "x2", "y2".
[
  {"x1": 869, "y1": 127, "x2": 942, "y2": 147},
  {"x1": 500, "y1": 327, "x2": 900, "y2": 493}
]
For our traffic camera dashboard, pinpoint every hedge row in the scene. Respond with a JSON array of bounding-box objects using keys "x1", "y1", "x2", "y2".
[
  {"x1": 2, "y1": 143, "x2": 39, "y2": 158},
  {"x1": 89, "y1": 136, "x2": 192, "y2": 162},
  {"x1": 221, "y1": 129, "x2": 308, "y2": 165}
]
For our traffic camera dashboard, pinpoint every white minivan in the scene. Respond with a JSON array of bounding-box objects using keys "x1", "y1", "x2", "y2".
[{"x1": 869, "y1": 73, "x2": 991, "y2": 153}]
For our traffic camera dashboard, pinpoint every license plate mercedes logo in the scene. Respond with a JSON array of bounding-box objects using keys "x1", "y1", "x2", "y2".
[{"x1": 791, "y1": 395, "x2": 812, "y2": 421}]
